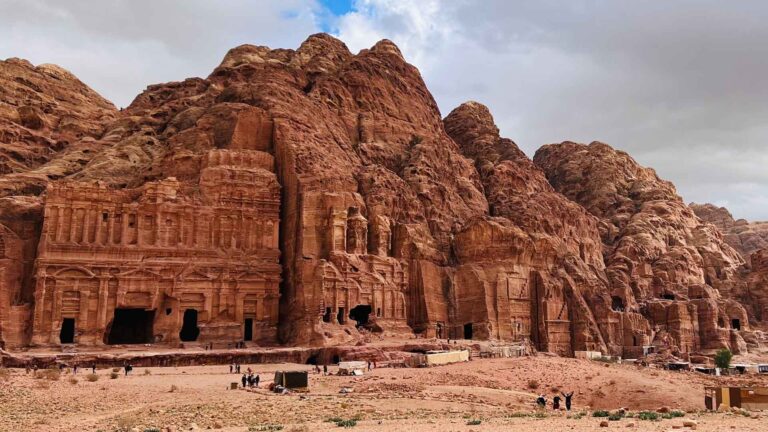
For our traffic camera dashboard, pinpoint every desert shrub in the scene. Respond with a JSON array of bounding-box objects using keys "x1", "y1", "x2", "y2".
[
  {"x1": 466, "y1": 419, "x2": 482, "y2": 425},
  {"x1": 249, "y1": 426, "x2": 283, "y2": 432},
  {"x1": 527, "y1": 379, "x2": 539, "y2": 389},
  {"x1": 38, "y1": 368, "x2": 61, "y2": 381},
  {"x1": 169, "y1": 384, "x2": 179, "y2": 392},
  {"x1": 144, "y1": 369, "x2": 152, "y2": 375},
  {"x1": 637, "y1": 411, "x2": 659, "y2": 421},
  {"x1": 669, "y1": 410, "x2": 685, "y2": 418},
  {"x1": 0, "y1": 367, "x2": 10, "y2": 381},
  {"x1": 608, "y1": 413, "x2": 622, "y2": 421},
  {"x1": 110, "y1": 372, "x2": 119, "y2": 379},
  {"x1": 325, "y1": 417, "x2": 344, "y2": 423},
  {"x1": 69, "y1": 377, "x2": 79, "y2": 385},
  {"x1": 116, "y1": 415, "x2": 137, "y2": 431},
  {"x1": 714, "y1": 348, "x2": 733, "y2": 370},
  {"x1": 507, "y1": 412, "x2": 530, "y2": 418},
  {"x1": 533, "y1": 412, "x2": 547, "y2": 418},
  {"x1": 592, "y1": 410, "x2": 610, "y2": 418},
  {"x1": 568, "y1": 412, "x2": 586, "y2": 420},
  {"x1": 336, "y1": 419, "x2": 357, "y2": 428},
  {"x1": 112, "y1": 367, "x2": 121, "y2": 373},
  {"x1": 86, "y1": 373, "x2": 99, "y2": 382}
]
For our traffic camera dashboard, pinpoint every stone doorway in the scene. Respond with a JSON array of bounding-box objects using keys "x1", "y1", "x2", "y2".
[
  {"x1": 179, "y1": 309, "x2": 200, "y2": 342},
  {"x1": 323, "y1": 307, "x2": 332, "y2": 323},
  {"x1": 336, "y1": 307, "x2": 346, "y2": 324},
  {"x1": 107, "y1": 309, "x2": 154, "y2": 344},
  {"x1": 60, "y1": 318, "x2": 75, "y2": 344},
  {"x1": 463, "y1": 322, "x2": 473, "y2": 340},
  {"x1": 244, "y1": 318, "x2": 253, "y2": 341},
  {"x1": 349, "y1": 305, "x2": 372, "y2": 327},
  {"x1": 732, "y1": 318, "x2": 741, "y2": 330}
]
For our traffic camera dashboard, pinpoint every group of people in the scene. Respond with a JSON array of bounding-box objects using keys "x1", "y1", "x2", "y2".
[
  {"x1": 229, "y1": 363, "x2": 242, "y2": 374},
  {"x1": 536, "y1": 391, "x2": 575, "y2": 411},
  {"x1": 241, "y1": 368, "x2": 260, "y2": 388}
]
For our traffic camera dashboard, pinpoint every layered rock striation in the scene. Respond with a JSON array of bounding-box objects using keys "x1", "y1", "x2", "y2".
[
  {"x1": 0, "y1": 35, "x2": 764, "y2": 357},
  {"x1": 691, "y1": 202, "x2": 768, "y2": 259}
]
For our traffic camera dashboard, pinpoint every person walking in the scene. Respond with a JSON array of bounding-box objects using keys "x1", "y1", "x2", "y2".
[{"x1": 241, "y1": 374, "x2": 247, "y2": 388}]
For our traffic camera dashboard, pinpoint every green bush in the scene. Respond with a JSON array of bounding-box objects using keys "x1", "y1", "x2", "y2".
[
  {"x1": 714, "y1": 348, "x2": 733, "y2": 370},
  {"x1": 608, "y1": 414, "x2": 623, "y2": 421},
  {"x1": 336, "y1": 419, "x2": 357, "y2": 428},
  {"x1": 592, "y1": 410, "x2": 610, "y2": 417},
  {"x1": 466, "y1": 419, "x2": 482, "y2": 425},
  {"x1": 669, "y1": 410, "x2": 685, "y2": 418},
  {"x1": 325, "y1": 417, "x2": 344, "y2": 423},
  {"x1": 637, "y1": 411, "x2": 659, "y2": 421}
]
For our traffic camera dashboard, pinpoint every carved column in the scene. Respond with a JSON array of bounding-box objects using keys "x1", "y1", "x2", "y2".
[
  {"x1": 32, "y1": 273, "x2": 48, "y2": 344},
  {"x1": 53, "y1": 207, "x2": 63, "y2": 243},
  {"x1": 96, "y1": 276, "x2": 109, "y2": 329}
]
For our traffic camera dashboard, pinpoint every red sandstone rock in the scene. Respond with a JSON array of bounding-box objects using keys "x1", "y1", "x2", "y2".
[
  {"x1": 0, "y1": 35, "x2": 764, "y2": 357},
  {"x1": 691, "y1": 202, "x2": 768, "y2": 259},
  {"x1": 534, "y1": 141, "x2": 754, "y2": 353}
]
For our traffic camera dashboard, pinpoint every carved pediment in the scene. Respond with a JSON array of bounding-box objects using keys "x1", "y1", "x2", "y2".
[{"x1": 117, "y1": 268, "x2": 164, "y2": 280}]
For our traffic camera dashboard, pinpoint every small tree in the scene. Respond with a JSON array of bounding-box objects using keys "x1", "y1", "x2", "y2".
[{"x1": 714, "y1": 348, "x2": 733, "y2": 370}]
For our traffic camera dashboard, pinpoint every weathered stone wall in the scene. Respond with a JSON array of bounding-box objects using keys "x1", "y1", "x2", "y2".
[
  {"x1": 0, "y1": 34, "x2": 765, "y2": 356},
  {"x1": 30, "y1": 149, "x2": 281, "y2": 347}
]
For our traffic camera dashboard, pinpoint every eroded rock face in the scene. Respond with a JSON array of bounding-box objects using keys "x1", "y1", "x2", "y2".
[
  {"x1": 0, "y1": 35, "x2": 763, "y2": 356},
  {"x1": 691, "y1": 202, "x2": 768, "y2": 259},
  {"x1": 534, "y1": 141, "x2": 754, "y2": 353}
]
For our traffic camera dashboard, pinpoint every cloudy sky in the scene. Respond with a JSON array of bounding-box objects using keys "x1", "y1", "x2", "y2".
[{"x1": 2, "y1": 1, "x2": 768, "y2": 220}]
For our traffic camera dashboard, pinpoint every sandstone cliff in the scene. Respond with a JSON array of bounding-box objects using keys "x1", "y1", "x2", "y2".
[
  {"x1": 691, "y1": 202, "x2": 768, "y2": 259},
  {"x1": 0, "y1": 35, "x2": 763, "y2": 358},
  {"x1": 535, "y1": 142, "x2": 756, "y2": 353}
]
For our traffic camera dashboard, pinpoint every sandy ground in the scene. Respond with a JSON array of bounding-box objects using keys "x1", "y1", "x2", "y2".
[{"x1": 1, "y1": 355, "x2": 767, "y2": 431}]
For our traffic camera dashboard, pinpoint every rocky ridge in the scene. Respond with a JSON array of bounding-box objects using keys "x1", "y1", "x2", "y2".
[
  {"x1": 691, "y1": 202, "x2": 768, "y2": 259},
  {"x1": 0, "y1": 34, "x2": 765, "y2": 358}
]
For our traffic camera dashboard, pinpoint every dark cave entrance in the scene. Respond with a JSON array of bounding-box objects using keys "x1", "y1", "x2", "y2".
[
  {"x1": 464, "y1": 323, "x2": 473, "y2": 340},
  {"x1": 59, "y1": 318, "x2": 75, "y2": 344},
  {"x1": 661, "y1": 293, "x2": 675, "y2": 300},
  {"x1": 732, "y1": 318, "x2": 741, "y2": 330},
  {"x1": 305, "y1": 354, "x2": 318, "y2": 365},
  {"x1": 336, "y1": 307, "x2": 345, "y2": 324},
  {"x1": 349, "y1": 305, "x2": 372, "y2": 327},
  {"x1": 611, "y1": 296, "x2": 625, "y2": 312},
  {"x1": 244, "y1": 318, "x2": 253, "y2": 341},
  {"x1": 179, "y1": 309, "x2": 200, "y2": 342},
  {"x1": 323, "y1": 307, "x2": 332, "y2": 323},
  {"x1": 107, "y1": 309, "x2": 154, "y2": 344}
]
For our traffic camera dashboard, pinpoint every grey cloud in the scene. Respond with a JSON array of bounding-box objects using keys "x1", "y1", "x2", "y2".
[{"x1": 3, "y1": 0, "x2": 768, "y2": 220}]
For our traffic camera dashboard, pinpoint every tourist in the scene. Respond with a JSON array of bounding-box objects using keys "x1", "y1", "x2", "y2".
[
  {"x1": 229, "y1": 363, "x2": 233, "y2": 374},
  {"x1": 236, "y1": 363, "x2": 241, "y2": 374},
  {"x1": 73, "y1": 364, "x2": 78, "y2": 374},
  {"x1": 562, "y1": 391, "x2": 574, "y2": 411},
  {"x1": 536, "y1": 394, "x2": 547, "y2": 408},
  {"x1": 255, "y1": 374, "x2": 260, "y2": 387},
  {"x1": 241, "y1": 374, "x2": 247, "y2": 388},
  {"x1": 552, "y1": 394, "x2": 561, "y2": 411},
  {"x1": 91, "y1": 364, "x2": 96, "y2": 374},
  {"x1": 367, "y1": 361, "x2": 372, "y2": 371},
  {"x1": 323, "y1": 364, "x2": 328, "y2": 376}
]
